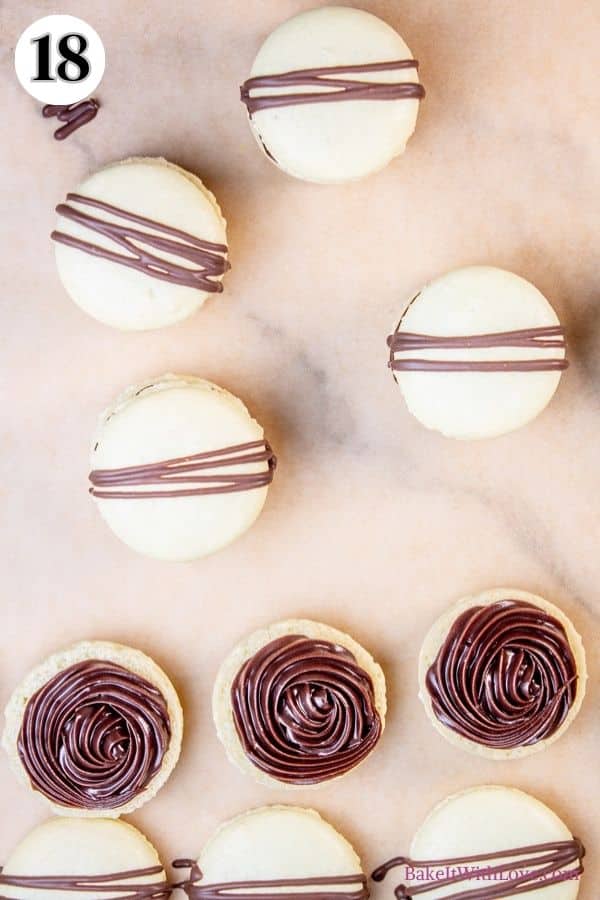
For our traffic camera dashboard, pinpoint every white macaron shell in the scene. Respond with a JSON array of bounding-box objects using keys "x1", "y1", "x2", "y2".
[
  {"x1": 2, "y1": 817, "x2": 164, "y2": 900},
  {"x1": 199, "y1": 806, "x2": 363, "y2": 884},
  {"x1": 247, "y1": 7, "x2": 421, "y2": 183},
  {"x1": 410, "y1": 786, "x2": 580, "y2": 900},
  {"x1": 394, "y1": 266, "x2": 565, "y2": 439},
  {"x1": 91, "y1": 377, "x2": 269, "y2": 561},
  {"x1": 54, "y1": 158, "x2": 227, "y2": 330}
]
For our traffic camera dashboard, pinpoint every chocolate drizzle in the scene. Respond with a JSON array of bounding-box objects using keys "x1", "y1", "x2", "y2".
[
  {"x1": 43, "y1": 99, "x2": 99, "y2": 139},
  {"x1": 89, "y1": 440, "x2": 276, "y2": 499},
  {"x1": 17, "y1": 660, "x2": 171, "y2": 809},
  {"x1": 231, "y1": 635, "x2": 382, "y2": 784},
  {"x1": 241, "y1": 60, "x2": 425, "y2": 115},
  {"x1": 371, "y1": 839, "x2": 585, "y2": 898},
  {"x1": 425, "y1": 600, "x2": 578, "y2": 749},
  {"x1": 388, "y1": 326, "x2": 568, "y2": 372},
  {"x1": 0, "y1": 865, "x2": 171, "y2": 899},
  {"x1": 173, "y1": 860, "x2": 369, "y2": 900},
  {"x1": 51, "y1": 193, "x2": 230, "y2": 292}
]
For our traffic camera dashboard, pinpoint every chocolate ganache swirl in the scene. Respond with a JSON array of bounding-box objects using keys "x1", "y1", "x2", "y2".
[
  {"x1": 425, "y1": 600, "x2": 578, "y2": 749},
  {"x1": 231, "y1": 635, "x2": 382, "y2": 784},
  {"x1": 17, "y1": 660, "x2": 171, "y2": 809}
]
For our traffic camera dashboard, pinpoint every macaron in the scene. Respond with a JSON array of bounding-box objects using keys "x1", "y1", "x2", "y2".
[
  {"x1": 173, "y1": 805, "x2": 368, "y2": 900},
  {"x1": 0, "y1": 817, "x2": 169, "y2": 899},
  {"x1": 213, "y1": 619, "x2": 386, "y2": 788},
  {"x1": 52, "y1": 157, "x2": 229, "y2": 330},
  {"x1": 418, "y1": 588, "x2": 587, "y2": 759},
  {"x1": 372, "y1": 785, "x2": 584, "y2": 899},
  {"x1": 240, "y1": 6, "x2": 424, "y2": 183},
  {"x1": 388, "y1": 266, "x2": 568, "y2": 439},
  {"x1": 89, "y1": 374, "x2": 276, "y2": 561},
  {"x1": 2, "y1": 640, "x2": 183, "y2": 817}
]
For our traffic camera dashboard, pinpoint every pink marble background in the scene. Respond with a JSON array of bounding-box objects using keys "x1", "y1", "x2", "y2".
[{"x1": 0, "y1": 1, "x2": 598, "y2": 897}]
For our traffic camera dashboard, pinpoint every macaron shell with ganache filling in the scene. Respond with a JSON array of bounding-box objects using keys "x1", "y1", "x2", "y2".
[
  {"x1": 212, "y1": 618, "x2": 386, "y2": 789},
  {"x1": 242, "y1": 6, "x2": 423, "y2": 184},
  {"x1": 2, "y1": 640, "x2": 183, "y2": 817},
  {"x1": 418, "y1": 588, "x2": 587, "y2": 759}
]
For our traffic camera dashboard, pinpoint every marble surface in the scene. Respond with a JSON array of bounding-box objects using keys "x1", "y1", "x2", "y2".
[{"x1": 1, "y1": 0, "x2": 599, "y2": 896}]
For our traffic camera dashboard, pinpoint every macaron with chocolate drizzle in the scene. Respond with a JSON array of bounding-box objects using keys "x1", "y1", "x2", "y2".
[
  {"x1": 241, "y1": 6, "x2": 424, "y2": 183},
  {"x1": 418, "y1": 588, "x2": 587, "y2": 759},
  {"x1": 0, "y1": 816, "x2": 170, "y2": 899},
  {"x1": 173, "y1": 805, "x2": 368, "y2": 900},
  {"x1": 372, "y1": 785, "x2": 584, "y2": 899},
  {"x1": 388, "y1": 266, "x2": 569, "y2": 439},
  {"x1": 213, "y1": 619, "x2": 386, "y2": 788},
  {"x1": 2, "y1": 640, "x2": 183, "y2": 817},
  {"x1": 52, "y1": 156, "x2": 229, "y2": 330},
  {"x1": 89, "y1": 374, "x2": 276, "y2": 562}
]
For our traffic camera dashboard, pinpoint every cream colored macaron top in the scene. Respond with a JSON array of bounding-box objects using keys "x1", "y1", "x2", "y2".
[
  {"x1": 53, "y1": 157, "x2": 229, "y2": 330},
  {"x1": 89, "y1": 374, "x2": 275, "y2": 562},
  {"x1": 389, "y1": 266, "x2": 568, "y2": 439},
  {"x1": 174, "y1": 805, "x2": 366, "y2": 897},
  {"x1": 0, "y1": 817, "x2": 167, "y2": 900},
  {"x1": 242, "y1": 6, "x2": 423, "y2": 183},
  {"x1": 213, "y1": 619, "x2": 386, "y2": 788},
  {"x1": 2, "y1": 640, "x2": 183, "y2": 818},
  {"x1": 418, "y1": 588, "x2": 587, "y2": 760},
  {"x1": 373, "y1": 786, "x2": 583, "y2": 899}
]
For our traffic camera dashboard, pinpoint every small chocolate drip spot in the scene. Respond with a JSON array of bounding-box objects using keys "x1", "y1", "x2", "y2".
[
  {"x1": 43, "y1": 99, "x2": 99, "y2": 139},
  {"x1": 388, "y1": 326, "x2": 568, "y2": 373},
  {"x1": 372, "y1": 839, "x2": 585, "y2": 899},
  {"x1": 89, "y1": 440, "x2": 276, "y2": 500},
  {"x1": 173, "y1": 861, "x2": 369, "y2": 900},
  {"x1": 0, "y1": 865, "x2": 171, "y2": 898},
  {"x1": 231, "y1": 635, "x2": 381, "y2": 784},
  {"x1": 241, "y1": 60, "x2": 424, "y2": 116},
  {"x1": 51, "y1": 193, "x2": 230, "y2": 293},
  {"x1": 425, "y1": 600, "x2": 578, "y2": 749}
]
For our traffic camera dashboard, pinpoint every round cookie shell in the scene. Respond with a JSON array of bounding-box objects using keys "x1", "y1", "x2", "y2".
[
  {"x1": 245, "y1": 6, "x2": 422, "y2": 184},
  {"x1": 90, "y1": 374, "x2": 272, "y2": 562},
  {"x1": 1, "y1": 817, "x2": 166, "y2": 900},
  {"x1": 54, "y1": 157, "x2": 228, "y2": 331},
  {"x1": 390, "y1": 266, "x2": 567, "y2": 439}
]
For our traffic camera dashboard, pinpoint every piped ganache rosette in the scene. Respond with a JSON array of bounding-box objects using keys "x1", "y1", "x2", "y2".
[
  {"x1": 212, "y1": 620, "x2": 386, "y2": 787},
  {"x1": 418, "y1": 589, "x2": 587, "y2": 759},
  {"x1": 0, "y1": 817, "x2": 171, "y2": 899},
  {"x1": 2, "y1": 641, "x2": 183, "y2": 816}
]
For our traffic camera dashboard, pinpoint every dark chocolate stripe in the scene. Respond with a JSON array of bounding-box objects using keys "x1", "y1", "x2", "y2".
[
  {"x1": 425, "y1": 600, "x2": 578, "y2": 749},
  {"x1": 241, "y1": 60, "x2": 424, "y2": 115},
  {"x1": 17, "y1": 660, "x2": 171, "y2": 810},
  {"x1": 52, "y1": 193, "x2": 230, "y2": 292},
  {"x1": 0, "y1": 865, "x2": 171, "y2": 899},
  {"x1": 43, "y1": 99, "x2": 100, "y2": 140},
  {"x1": 231, "y1": 635, "x2": 381, "y2": 784},
  {"x1": 173, "y1": 861, "x2": 369, "y2": 900},
  {"x1": 371, "y1": 839, "x2": 585, "y2": 899},
  {"x1": 89, "y1": 440, "x2": 276, "y2": 499},
  {"x1": 388, "y1": 326, "x2": 568, "y2": 372}
]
